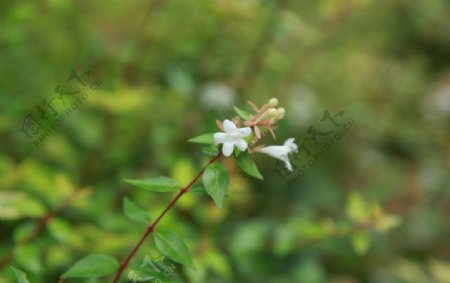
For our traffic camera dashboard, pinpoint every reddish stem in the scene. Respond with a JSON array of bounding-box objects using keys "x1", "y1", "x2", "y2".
[
  {"x1": 0, "y1": 190, "x2": 82, "y2": 270},
  {"x1": 112, "y1": 152, "x2": 222, "y2": 283}
]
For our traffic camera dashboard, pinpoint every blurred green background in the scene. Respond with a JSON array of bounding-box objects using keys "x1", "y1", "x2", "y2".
[{"x1": 1, "y1": 0, "x2": 449, "y2": 282}]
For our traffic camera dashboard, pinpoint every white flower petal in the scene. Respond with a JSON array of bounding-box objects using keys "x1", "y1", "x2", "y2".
[
  {"x1": 214, "y1": 132, "x2": 227, "y2": 144},
  {"x1": 222, "y1": 142, "x2": 235, "y2": 157},
  {"x1": 280, "y1": 155, "x2": 293, "y2": 171},
  {"x1": 236, "y1": 139, "x2": 248, "y2": 151},
  {"x1": 258, "y1": 146, "x2": 288, "y2": 159},
  {"x1": 238, "y1": 127, "x2": 252, "y2": 137},
  {"x1": 284, "y1": 138, "x2": 298, "y2": 153},
  {"x1": 284, "y1": 138, "x2": 295, "y2": 146},
  {"x1": 223, "y1": 119, "x2": 237, "y2": 133}
]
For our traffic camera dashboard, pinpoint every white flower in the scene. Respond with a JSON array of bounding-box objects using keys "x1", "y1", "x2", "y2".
[
  {"x1": 256, "y1": 138, "x2": 298, "y2": 171},
  {"x1": 201, "y1": 82, "x2": 236, "y2": 110},
  {"x1": 214, "y1": 119, "x2": 252, "y2": 157}
]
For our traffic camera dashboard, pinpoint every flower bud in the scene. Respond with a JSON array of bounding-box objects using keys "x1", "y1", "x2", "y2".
[
  {"x1": 277, "y1": 107, "x2": 285, "y2": 119},
  {"x1": 267, "y1": 108, "x2": 278, "y2": 117},
  {"x1": 255, "y1": 108, "x2": 277, "y2": 123},
  {"x1": 268, "y1": 98, "x2": 278, "y2": 107}
]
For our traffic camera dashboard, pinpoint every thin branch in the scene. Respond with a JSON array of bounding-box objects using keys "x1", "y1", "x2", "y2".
[
  {"x1": 111, "y1": 152, "x2": 223, "y2": 283},
  {"x1": 0, "y1": 190, "x2": 84, "y2": 270}
]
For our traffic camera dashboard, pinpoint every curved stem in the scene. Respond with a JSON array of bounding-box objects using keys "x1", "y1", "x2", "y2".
[
  {"x1": 0, "y1": 190, "x2": 82, "y2": 271},
  {"x1": 112, "y1": 152, "x2": 222, "y2": 283}
]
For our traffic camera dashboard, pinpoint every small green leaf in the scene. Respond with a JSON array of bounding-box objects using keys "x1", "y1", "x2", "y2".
[
  {"x1": 188, "y1": 133, "x2": 215, "y2": 144},
  {"x1": 190, "y1": 183, "x2": 208, "y2": 196},
  {"x1": 10, "y1": 266, "x2": 30, "y2": 283},
  {"x1": 0, "y1": 192, "x2": 46, "y2": 220},
  {"x1": 123, "y1": 197, "x2": 151, "y2": 224},
  {"x1": 202, "y1": 144, "x2": 219, "y2": 157},
  {"x1": 203, "y1": 163, "x2": 229, "y2": 209},
  {"x1": 346, "y1": 192, "x2": 370, "y2": 223},
  {"x1": 124, "y1": 177, "x2": 179, "y2": 192},
  {"x1": 351, "y1": 232, "x2": 371, "y2": 255},
  {"x1": 233, "y1": 106, "x2": 252, "y2": 120},
  {"x1": 48, "y1": 218, "x2": 73, "y2": 242},
  {"x1": 235, "y1": 151, "x2": 263, "y2": 180},
  {"x1": 62, "y1": 254, "x2": 119, "y2": 278},
  {"x1": 154, "y1": 231, "x2": 195, "y2": 269}
]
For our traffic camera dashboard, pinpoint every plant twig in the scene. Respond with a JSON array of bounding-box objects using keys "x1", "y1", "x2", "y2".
[
  {"x1": 111, "y1": 152, "x2": 223, "y2": 283},
  {"x1": 0, "y1": 190, "x2": 84, "y2": 270}
]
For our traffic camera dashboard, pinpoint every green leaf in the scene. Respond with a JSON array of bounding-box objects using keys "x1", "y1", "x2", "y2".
[
  {"x1": 190, "y1": 183, "x2": 208, "y2": 196},
  {"x1": 188, "y1": 133, "x2": 215, "y2": 144},
  {"x1": 235, "y1": 151, "x2": 263, "y2": 180},
  {"x1": 48, "y1": 218, "x2": 73, "y2": 242},
  {"x1": 10, "y1": 266, "x2": 30, "y2": 283},
  {"x1": 233, "y1": 106, "x2": 252, "y2": 120},
  {"x1": 123, "y1": 197, "x2": 151, "y2": 224},
  {"x1": 346, "y1": 192, "x2": 370, "y2": 223},
  {"x1": 202, "y1": 163, "x2": 229, "y2": 209},
  {"x1": 124, "y1": 177, "x2": 179, "y2": 192},
  {"x1": 153, "y1": 231, "x2": 195, "y2": 269},
  {"x1": 351, "y1": 232, "x2": 371, "y2": 255},
  {"x1": 202, "y1": 144, "x2": 219, "y2": 157},
  {"x1": 62, "y1": 254, "x2": 119, "y2": 278},
  {"x1": 0, "y1": 192, "x2": 46, "y2": 220}
]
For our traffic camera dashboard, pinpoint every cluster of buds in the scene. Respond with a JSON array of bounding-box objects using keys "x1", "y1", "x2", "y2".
[
  {"x1": 243, "y1": 98, "x2": 286, "y2": 139},
  {"x1": 213, "y1": 98, "x2": 298, "y2": 171}
]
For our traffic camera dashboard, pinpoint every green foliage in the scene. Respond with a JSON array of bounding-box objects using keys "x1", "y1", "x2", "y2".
[
  {"x1": 62, "y1": 254, "x2": 119, "y2": 278},
  {"x1": 233, "y1": 106, "x2": 252, "y2": 120},
  {"x1": 346, "y1": 191, "x2": 370, "y2": 223},
  {"x1": 1, "y1": 0, "x2": 449, "y2": 282},
  {"x1": 124, "y1": 177, "x2": 179, "y2": 192},
  {"x1": 352, "y1": 231, "x2": 371, "y2": 255},
  {"x1": 153, "y1": 231, "x2": 195, "y2": 269},
  {"x1": 123, "y1": 197, "x2": 152, "y2": 225},
  {"x1": 10, "y1": 266, "x2": 30, "y2": 283},
  {"x1": 202, "y1": 144, "x2": 219, "y2": 157},
  {"x1": 235, "y1": 151, "x2": 264, "y2": 180},
  {"x1": 188, "y1": 133, "x2": 215, "y2": 144},
  {"x1": 0, "y1": 192, "x2": 45, "y2": 220},
  {"x1": 202, "y1": 163, "x2": 229, "y2": 209}
]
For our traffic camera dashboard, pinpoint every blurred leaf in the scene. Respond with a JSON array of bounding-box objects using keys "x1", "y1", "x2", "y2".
[
  {"x1": 62, "y1": 254, "x2": 119, "y2": 278},
  {"x1": 346, "y1": 192, "x2": 370, "y2": 223},
  {"x1": 190, "y1": 183, "x2": 208, "y2": 196},
  {"x1": 293, "y1": 260, "x2": 326, "y2": 283},
  {"x1": 351, "y1": 232, "x2": 371, "y2": 255},
  {"x1": 9, "y1": 266, "x2": 30, "y2": 283},
  {"x1": 188, "y1": 133, "x2": 215, "y2": 144},
  {"x1": 273, "y1": 223, "x2": 297, "y2": 257},
  {"x1": 430, "y1": 259, "x2": 450, "y2": 283},
  {"x1": 48, "y1": 218, "x2": 73, "y2": 242},
  {"x1": 202, "y1": 144, "x2": 219, "y2": 157},
  {"x1": 233, "y1": 106, "x2": 252, "y2": 120},
  {"x1": 203, "y1": 249, "x2": 232, "y2": 279},
  {"x1": 13, "y1": 222, "x2": 34, "y2": 243},
  {"x1": 171, "y1": 158, "x2": 196, "y2": 185},
  {"x1": 15, "y1": 244, "x2": 42, "y2": 273},
  {"x1": 230, "y1": 221, "x2": 270, "y2": 256},
  {"x1": 235, "y1": 151, "x2": 264, "y2": 180},
  {"x1": 203, "y1": 163, "x2": 229, "y2": 209},
  {"x1": 123, "y1": 197, "x2": 151, "y2": 225},
  {"x1": 0, "y1": 192, "x2": 46, "y2": 220},
  {"x1": 153, "y1": 231, "x2": 195, "y2": 269},
  {"x1": 372, "y1": 203, "x2": 402, "y2": 232},
  {"x1": 124, "y1": 177, "x2": 179, "y2": 192}
]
